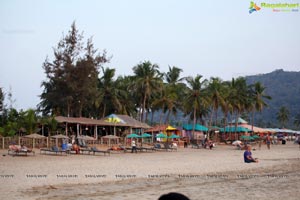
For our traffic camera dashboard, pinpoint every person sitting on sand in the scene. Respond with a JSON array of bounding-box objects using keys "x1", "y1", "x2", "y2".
[
  {"x1": 72, "y1": 143, "x2": 80, "y2": 154},
  {"x1": 244, "y1": 145, "x2": 258, "y2": 163}
]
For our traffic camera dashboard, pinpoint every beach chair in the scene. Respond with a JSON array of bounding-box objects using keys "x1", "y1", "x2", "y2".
[
  {"x1": 191, "y1": 143, "x2": 202, "y2": 149},
  {"x1": 163, "y1": 143, "x2": 176, "y2": 151},
  {"x1": 41, "y1": 146, "x2": 68, "y2": 155},
  {"x1": 8, "y1": 145, "x2": 35, "y2": 156},
  {"x1": 154, "y1": 143, "x2": 167, "y2": 151},
  {"x1": 78, "y1": 139, "x2": 89, "y2": 148},
  {"x1": 118, "y1": 145, "x2": 131, "y2": 153},
  {"x1": 139, "y1": 145, "x2": 155, "y2": 152},
  {"x1": 91, "y1": 147, "x2": 110, "y2": 156}
]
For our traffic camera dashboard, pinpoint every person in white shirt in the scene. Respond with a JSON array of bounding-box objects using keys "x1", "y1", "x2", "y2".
[{"x1": 131, "y1": 139, "x2": 137, "y2": 153}]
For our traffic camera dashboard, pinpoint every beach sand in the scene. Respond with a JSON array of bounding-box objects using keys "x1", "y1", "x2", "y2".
[{"x1": 1, "y1": 143, "x2": 299, "y2": 200}]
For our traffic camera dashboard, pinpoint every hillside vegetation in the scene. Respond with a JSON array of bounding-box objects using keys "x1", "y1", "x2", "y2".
[{"x1": 245, "y1": 69, "x2": 300, "y2": 128}]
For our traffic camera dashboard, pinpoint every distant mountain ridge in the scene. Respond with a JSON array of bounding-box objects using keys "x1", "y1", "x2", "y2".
[{"x1": 245, "y1": 69, "x2": 300, "y2": 128}]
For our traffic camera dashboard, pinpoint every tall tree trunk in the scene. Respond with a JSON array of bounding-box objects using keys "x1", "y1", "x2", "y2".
[
  {"x1": 159, "y1": 107, "x2": 164, "y2": 125},
  {"x1": 151, "y1": 110, "x2": 154, "y2": 126},
  {"x1": 209, "y1": 106, "x2": 214, "y2": 127},
  {"x1": 215, "y1": 107, "x2": 218, "y2": 127},
  {"x1": 192, "y1": 107, "x2": 196, "y2": 140},
  {"x1": 251, "y1": 110, "x2": 254, "y2": 133},
  {"x1": 102, "y1": 104, "x2": 106, "y2": 118},
  {"x1": 165, "y1": 110, "x2": 170, "y2": 124},
  {"x1": 140, "y1": 95, "x2": 146, "y2": 122}
]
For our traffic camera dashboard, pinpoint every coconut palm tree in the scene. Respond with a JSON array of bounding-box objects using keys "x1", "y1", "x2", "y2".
[
  {"x1": 294, "y1": 113, "x2": 300, "y2": 128},
  {"x1": 219, "y1": 81, "x2": 233, "y2": 137},
  {"x1": 229, "y1": 78, "x2": 249, "y2": 127},
  {"x1": 184, "y1": 75, "x2": 208, "y2": 138},
  {"x1": 249, "y1": 82, "x2": 271, "y2": 130},
  {"x1": 207, "y1": 77, "x2": 226, "y2": 127},
  {"x1": 276, "y1": 106, "x2": 290, "y2": 128},
  {"x1": 132, "y1": 61, "x2": 163, "y2": 122},
  {"x1": 98, "y1": 67, "x2": 122, "y2": 118}
]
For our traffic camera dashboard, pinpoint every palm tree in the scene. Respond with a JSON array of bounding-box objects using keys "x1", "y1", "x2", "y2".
[
  {"x1": 184, "y1": 75, "x2": 208, "y2": 139},
  {"x1": 165, "y1": 66, "x2": 185, "y2": 85},
  {"x1": 207, "y1": 77, "x2": 225, "y2": 127},
  {"x1": 276, "y1": 106, "x2": 290, "y2": 128},
  {"x1": 219, "y1": 81, "x2": 233, "y2": 139},
  {"x1": 161, "y1": 66, "x2": 185, "y2": 123},
  {"x1": 22, "y1": 109, "x2": 38, "y2": 135},
  {"x1": 132, "y1": 61, "x2": 163, "y2": 122},
  {"x1": 249, "y1": 82, "x2": 271, "y2": 130},
  {"x1": 98, "y1": 67, "x2": 122, "y2": 118},
  {"x1": 230, "y1": 78, "x2": 248, "y2": 127},
  {"x1": 114, "y1": 76, "x2": 136, "y2": 116},
  {"x1": 294, "y1": 113, "x2": 300, "y2": 128}
]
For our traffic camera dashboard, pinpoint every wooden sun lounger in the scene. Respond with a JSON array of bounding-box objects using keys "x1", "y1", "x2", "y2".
[
  {"x1": 8, "y1": 148, "x2": 35, "y2": 156},
  {"x1": 8, "y1": 145, "x2": 35, "y2": 156},
  {"x1": 138, "y1": 146, "x2": 156, "y2": 152},
  {"x1": 154, "y1": 143, "x2": 170, "y2": 151},
  {"x1": 163, "y1": 143, "x2": 177, "y2": 151},
  {"x1": 91, "y1": 147, "x2": 110, "y2": 156},
  {"x1": 40, "y1": 146, "x2": 69, "y2": 155},
  {"x1": 191, "y1": 143, "x2": 202, "y2": 149}
]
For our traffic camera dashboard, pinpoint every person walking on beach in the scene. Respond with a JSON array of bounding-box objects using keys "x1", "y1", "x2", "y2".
[
  {"x1": 266, "y1": 134, "x2": 271, "y2": 150},
  {"x1": 131, "y1": 139, "x2": 137, "y2": 153},
  {"x1": 258, "y1": 137, "x2": 262, "y2": 150},
  {"x1": 244, "y1": 145, "x2": 258, "y2": 163}
]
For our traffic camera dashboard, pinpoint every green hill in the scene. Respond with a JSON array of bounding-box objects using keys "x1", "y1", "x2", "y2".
[{"x1": 245, "y1": 69, "x2": 300, "y2": 128}]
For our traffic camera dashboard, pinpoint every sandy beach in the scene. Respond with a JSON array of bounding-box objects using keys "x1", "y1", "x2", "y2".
[{"x1": 1, "y1": 143, "x2": 299, "y2": 200}]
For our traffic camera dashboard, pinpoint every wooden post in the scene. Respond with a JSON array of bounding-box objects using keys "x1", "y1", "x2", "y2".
[{"x1": 65, "y1": 122, "x2": 68, "y2": 136}]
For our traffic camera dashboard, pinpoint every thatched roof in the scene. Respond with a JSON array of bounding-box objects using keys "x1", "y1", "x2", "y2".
[
  {"x1": 105, "y1": 114, "x2": 151, "y2": 129},
  {"x1": 55, "y1": 116, "x2": 115, "y2": 126},
  {"x1": 55, "y1": 115, "x2": 151, "y2": 129},
  {"x1": 144, "y1": 125, "x2": 168, "y2": 133}
]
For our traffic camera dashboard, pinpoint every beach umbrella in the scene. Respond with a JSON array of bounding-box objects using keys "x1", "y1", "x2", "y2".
[
  {"x1": 51, "y1": 134, "x2": 69, "y2": 139},
  {"x1": 51, "y1": 134, "x2": 69, "y2": 147},
  {"x1": 156, "y1": 132, "x2": 168, "y2": 138},
  {"x1": 23, "y1": 133, "x2": 45, "y2": 148},
  {"x1": 141, "y1": 133, "x2": 151, "y2": 138},
  {"x1": 252, "y1": 135, "x2": 260, "y2": 139},
  {"x1": 102, "y1": 135, "x2": 120, "y2": 147},
  {"x1": 127, "y1": 133, "x2": 141, "y2": 138},
  {"x1": 240, "y1": 135, "x2": 254, "y2": 140},
  {"x1": 168, "y1": 134, "x2": 180, "y2": 139}
]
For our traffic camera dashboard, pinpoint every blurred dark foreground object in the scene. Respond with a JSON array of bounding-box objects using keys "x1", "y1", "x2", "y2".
[{"x1": 158, "y1": 192, "x2": 190, "y2": 200}]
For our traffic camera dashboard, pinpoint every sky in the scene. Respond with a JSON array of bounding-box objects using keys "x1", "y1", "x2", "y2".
[{"x1": 0, "y1": 0, "x2": 300, "y2": 110}]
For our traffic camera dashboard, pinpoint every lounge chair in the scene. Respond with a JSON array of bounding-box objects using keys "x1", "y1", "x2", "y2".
[
  {"x1": 139, "y1": 145, "x2": 155, "y2": 152},
  {"x1": 119, "y1": 145, "x2": 135, "y2": 153},
  {"x1": 154, "y1": 143, "x2": 167, "y2": 151},
  {"x1": 40, "y1": 146, "x2": 68, "y2": 155},
  {"x1": 78, "y1": 139, "x2": 89, "y2": 148},
  {"x1": 91, "y1": 147, "x2": 110, "y2": 156},
  {"x1": 191, "y1": 143, "x2": 202, "y2": 149},
  {"x1": 8, "y1": 145, "x2": 35, "y2": 156},
  {"x1": 163, "y1": 143, "x2": 176, "y2": 151}
]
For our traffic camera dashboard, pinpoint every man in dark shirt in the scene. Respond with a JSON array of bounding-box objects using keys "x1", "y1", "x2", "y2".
[{"x1": 244, "y1": 145, "x2": 258, "y2": 163}]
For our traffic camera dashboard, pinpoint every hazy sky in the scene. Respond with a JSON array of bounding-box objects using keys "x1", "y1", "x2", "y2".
[{"x1": 0, "y1": 0, "x2": 299, "y2": 110}]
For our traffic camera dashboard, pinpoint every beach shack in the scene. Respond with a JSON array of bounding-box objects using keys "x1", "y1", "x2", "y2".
[{"x1": 55, "y1": 114, "x2": 151, "y2": 146}]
